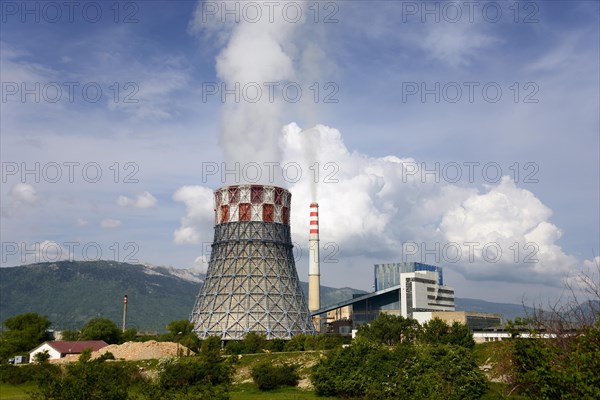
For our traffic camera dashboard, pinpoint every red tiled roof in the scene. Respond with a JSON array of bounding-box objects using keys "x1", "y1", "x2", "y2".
[{"x1": 46, "y1": 340, "x2": 108, "y2": 354}]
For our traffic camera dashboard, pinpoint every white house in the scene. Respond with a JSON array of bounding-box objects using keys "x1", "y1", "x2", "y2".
[{"x1": 29, "y1": 340, "x2": 108, "y2": 362}]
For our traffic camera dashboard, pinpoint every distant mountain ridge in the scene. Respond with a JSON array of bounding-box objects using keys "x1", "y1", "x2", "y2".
[
  {"x1": 0, "y1": 261, "x2": 367, "y2": 332},
  {"x1": 0, "y1": 261, "x2": 530, "y2": 331}
]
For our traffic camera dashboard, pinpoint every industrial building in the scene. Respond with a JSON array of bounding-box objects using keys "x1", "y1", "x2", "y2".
[
  {"x1": 314, "y1": 262, "x2": 501, "y2": 331},
  {"x1": 190, "y1": 185, "x2": 314, "y2": 340}
]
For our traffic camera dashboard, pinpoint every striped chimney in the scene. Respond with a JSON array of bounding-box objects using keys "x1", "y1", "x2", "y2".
[{"x1": 308, "y1": 203, "x2": 320, "y2": 312}]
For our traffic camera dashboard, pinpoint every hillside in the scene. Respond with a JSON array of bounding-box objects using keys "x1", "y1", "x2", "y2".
[
  {"x1": 0, "y1": 261, "x2": 366, "y2": 332},
  {"x1": 0, "y1": 261, "x2": 532, "y2": 332}
]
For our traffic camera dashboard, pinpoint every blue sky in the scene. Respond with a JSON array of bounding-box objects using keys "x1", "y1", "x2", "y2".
[{"x1": 1, "y1": 0, "x2": 599, "y2": 304}]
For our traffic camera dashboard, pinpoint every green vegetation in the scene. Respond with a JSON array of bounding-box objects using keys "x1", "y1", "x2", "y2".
[
  {"x1": 356, "y1": 314, "x2": 475, "y2": 348},
  {"x1": 251, "y1": 362, "x2": 300, "y2": 391},
  {"x1": 512, "y1": 321, "x2": 600, "y2": 399},
  {"x1": 230, "y1": 383, "x2": 335, "y2": 400},
  {"x1": 311, "y1": 337, "x2": 487, "y2": 399},
  {"x1": 224, "y1": 332, "x2": 344, "y2": 355},
  {"x1": 79, "y1": 317, "x2": 122, "y2": 344},
  {"x1": 31, "y1": 350, "x2": 137, "y2": 400},
  {"x1": 0, "y1": 313, "x2": 51, "y2": 363}
]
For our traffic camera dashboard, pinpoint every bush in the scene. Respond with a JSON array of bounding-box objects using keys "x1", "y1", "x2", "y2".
[
  {"x1": 0, "y1": 363, "x2": 59, "y2": 385},
  {"x1": 512, "y1": 322, "x2": 600, "y2": 399},
  {"x1": 356, "y1": 313, "x2": 420, "y2": 345},
  {"x1": 80, "y1": 317, "x2": 121, "y2": 344},
  {"x1": 311, "y1": 338, "x2": 487, "y2": 399},
  {"x1": 32, "y1": 357, "x2": 141, "y2": 400},
  {"x1": 251, "y1": 362, "x2": 299, "y2": 391},
  {"x1": 265, "y1": 338, "x2": 286, "y2": 352},
  {"x1": 283, "y1": 334, "x2": 307, "y2": 352},
  {"x1": 137, "y1": 343, "x2": 234, "y2": 400}
]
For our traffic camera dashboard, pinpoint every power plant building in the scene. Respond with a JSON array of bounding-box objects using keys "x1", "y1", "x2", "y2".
[
  {"x1": 190, "y1": 185, "x2": 314, "y2": 340},
  {"x1": 315, "y1": 262, "x2": 456, "y2": 326}
]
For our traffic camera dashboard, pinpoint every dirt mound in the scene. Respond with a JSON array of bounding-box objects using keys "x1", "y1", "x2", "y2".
[
  {"x1": 95, "y1": 340, "x2": 193, "y2": 360},
  {"x1": 51, "y1": 340, "x2": 193, "y2": 363}
]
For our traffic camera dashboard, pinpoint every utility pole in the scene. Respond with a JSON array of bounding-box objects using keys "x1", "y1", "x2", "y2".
[{"x1": 122, "y1": 294, "x2": 128, "y2": 333}]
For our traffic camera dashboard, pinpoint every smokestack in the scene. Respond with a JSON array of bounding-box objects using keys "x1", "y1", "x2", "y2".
[
  {"x1": 308, "y1": 203, "x2": 320, "y2": 313},
  {"x1": 122, "y1": 294, "x2": 128, "y2": 333}
]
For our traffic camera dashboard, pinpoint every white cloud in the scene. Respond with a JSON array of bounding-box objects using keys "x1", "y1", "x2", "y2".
[
  {"x1": 101, "y1": 219, "x2": 122, "y2": 229},
  {"x1": 172, "y1": 123, "x2": 582, "y2": 286},
  {"x1": 1, "y1": 183, "x2": 40, "y2": 217},
  {"x1": 420, "y1": 23, "x2": 500, "y2": 68},
  {"x1": 117, "y1": 192, "x2": 158, "y2": 209},
  {"x1": 10, "y1": 183, "x2": 38, "y2": 205},
  {"x1": 172, "y1": 186, "x2": 215, "y2": 244}
]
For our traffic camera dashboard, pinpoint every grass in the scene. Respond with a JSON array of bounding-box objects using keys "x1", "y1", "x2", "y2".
[
  {"x1": 230, "y1": 383, "x2": 335, "y2": 400},
  {"x1": 230, "y1": 351, "x2": 325, "y2": 385},
  {"x1": 0, "y1": 382, "x2": 36, "y2": 399}
]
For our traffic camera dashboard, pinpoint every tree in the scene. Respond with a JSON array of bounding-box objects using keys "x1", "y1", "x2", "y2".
[
  {"x1": 0, "y1": 313, "x2": 51, "y2": 362},
  {"x1": 356, "y1": 313, "x2": 420, "y2": 345},
  {"x1": 33, "y1": 350, "x2": 50, "y2": 364},
  {"x1": 311, "y1": 338, "x2": 487, "y2": 399},
  {"x1": 510, "y1": 258, "x2": 600, "y2": 398},
  {"x1": 447, "y1": 321, "x2": 475, "y2": 349},
  {"x1": 419, "y1": 318, "x2": 450, "y2": 344},
  {"x1": 251, "y1": 362, "x2": 299, "y2": 390},
  {"x1": 166, "y1": 320, "x2": 194, "y2": 336},
  {"x1": 33, "y1": 350, "x2": 139, "y2": 400},
  {"x1": 60, "y1": 330, "x2": 80, "y2": 341},
  {"x1": 80, "y1": 318, "x2": 121, "y2": 344}
]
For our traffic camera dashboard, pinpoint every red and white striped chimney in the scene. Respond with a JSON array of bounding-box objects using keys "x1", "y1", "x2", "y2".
[{"x1": 308, "y1": 203, "x2": 320, "y2": 312}]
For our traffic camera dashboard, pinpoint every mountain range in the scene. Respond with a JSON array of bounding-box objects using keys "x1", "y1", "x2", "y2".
[{"x1": 0, "y1": 261, "x2": 530, "y2": 332}]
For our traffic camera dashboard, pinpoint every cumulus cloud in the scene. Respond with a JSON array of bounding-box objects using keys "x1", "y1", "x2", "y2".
[
  {"x1": 117, "y1": 192, "x2": 158, "y2": 209},
  {"x1": 172, "y1": 186, "x2": 215, "y2": 244},
  {"x1": 101, "y1": 219, "x2": 122, "y2": 229},
  {"x1": 9, "y1": 183, "x2": 38, "y2": 205},
  {"x1": 172, "y1": 123, "x2": 582, "y2": 286},
  {"x1": 1, "y1": 183, "x2": 40, "y2": 217}
]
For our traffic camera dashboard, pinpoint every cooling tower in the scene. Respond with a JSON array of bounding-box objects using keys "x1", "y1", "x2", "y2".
[{"x1": 190, "y1": 185, "x2": 315, "y2": 340}]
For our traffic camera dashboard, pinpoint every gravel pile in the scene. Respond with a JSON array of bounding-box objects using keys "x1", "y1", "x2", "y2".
[
  {"x1": 52, "y1": 340, "x2": 193, "y2": 363},
  {"x1": 95, "y1": 340, "x2": 192, "y2": 360}
]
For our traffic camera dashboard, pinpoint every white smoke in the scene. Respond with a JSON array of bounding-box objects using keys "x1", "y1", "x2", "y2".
[{"x1": 190, "y1": 1, "x2": 328, "y2": 187}]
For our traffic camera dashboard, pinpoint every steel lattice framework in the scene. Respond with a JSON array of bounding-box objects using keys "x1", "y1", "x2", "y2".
[{"x1": 190, "y1": 185, "x2": 314, "y2": 340}]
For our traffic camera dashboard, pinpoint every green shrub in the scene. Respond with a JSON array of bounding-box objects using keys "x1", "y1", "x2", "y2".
[
  {"x1": 0, "y1": 363, "x2": 59, "y2": 385},
  {"x1": 311, "y1": 339, "x2": 487, "y2": 399},
  {"x1": 283, "y1": 334, "x2": 307, "y2": 351},
  {"x1": 512, "y1": 322, "x2": 600, "y2": 399},
  {"x1": 32, "y1": 358, "x2": 141, "y2": 400},
  {"x1": 265, "y1": 338, "x2": 286, "y2": 352},
  {"x1": 251, "y1": 362, "x2": 299, "y2": 391},
  {"x1": 137, "y1": 346, "x2": 234, "y2": 400}
]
